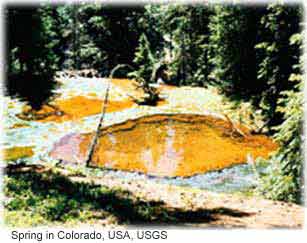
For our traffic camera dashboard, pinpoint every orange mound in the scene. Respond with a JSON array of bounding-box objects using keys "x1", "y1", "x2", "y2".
[
  {"x1": 3, "y1": 146, "x2": 34, "y2": 161},
  {"x1": 111, "y1": 78, "x2": 145, "y2": 100},
  {"x1": 18, "y1": 96, "x2": 134, "y2": 123},
  {"x1": 51, "y1": 114, "x2": 278, "y2": 177}
]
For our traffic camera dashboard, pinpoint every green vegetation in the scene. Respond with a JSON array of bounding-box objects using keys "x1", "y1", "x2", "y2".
[
  {"x1": 257, "y1": 32, "x2": 303, "y2": 203},
  {"x1": 4, "y1": 168, "x2": 116, "y2": 226},
  {"x1": 255, "y1": 5, "x2": 302, "y2": 129},
  {"x1": 208, "y1": 5, "x2": 261, "y2": 96},
  {"x1": 129, "y1": 33, "x2": 161, "y2": 105},
  {"x1": 5, "y1": 167, "x2": 251, "y2": 227},
  {"x1": 4, "y1": 167, "x2": 163, "y2": 227}
]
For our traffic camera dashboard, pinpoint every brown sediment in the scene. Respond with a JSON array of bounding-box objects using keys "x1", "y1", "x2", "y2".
[
  {"x1": 52, "y1": 114, "x2": 278, "y2": 177},
  {"x1": 17, "y1": 96, "x2": 135, "y2": 123},
  {"x1": 156, "y1": 99, "x2": 168, "y2": 106},
  {"x1": 9, "y1": 123, "x2": 30, "y2": 129},
  {"x1": 3, "y1": 146, "x2": 34, "y2": 161}
]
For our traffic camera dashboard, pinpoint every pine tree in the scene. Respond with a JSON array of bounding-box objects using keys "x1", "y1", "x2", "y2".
[
  {"x1": 149, "y1": 4, "x2": 212, "y2": 86},
  {"x1": 6, "y1": 5, "x2": 64, "y2": 110},
  {"x1": 258, "y1": 32, "x2": 304, "y2": 203},
  {"x1": 79, "y1": 4, "x2": 144, "y2": 75},
  {"x1": 188, "y1": 6, "x2": 212, "y2": 86},
  {"x1": 255, "y1": 4, "x2": 302, "y2": 129},
  {"x1": 208, "y1": 5, "x2": 263, "y2": 97},
  {"x1": 129, "y1": 33, "x2": 156, "y2": 83},
  {"x1": 129, "y1": 33, "x2": 160, "y2": 105}
]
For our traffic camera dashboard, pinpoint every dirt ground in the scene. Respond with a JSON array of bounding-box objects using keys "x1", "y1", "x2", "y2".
[
  {"x1": 7, "y1": 164, "x2": 303, "y2": 229},
  {"x1": 70, "y1": 172, "x2": 304, "y2": 229}
]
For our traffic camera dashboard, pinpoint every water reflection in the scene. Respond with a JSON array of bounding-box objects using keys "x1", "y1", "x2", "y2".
[{"x1": 50, "y1": 114, "x2": 278, "y2": 177}]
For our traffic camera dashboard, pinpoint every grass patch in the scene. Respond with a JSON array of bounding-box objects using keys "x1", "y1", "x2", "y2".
[
  {"x1": 4, "y1": 165, "x2": 254, "y2": 227},
  {"x1": 4, "y1": 169, "x2": 115, "y2": 227}
]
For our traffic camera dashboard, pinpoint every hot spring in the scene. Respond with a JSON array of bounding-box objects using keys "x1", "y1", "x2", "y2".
[{"x1": 50, "y1": 114, "x2": 277, "y2": 177}]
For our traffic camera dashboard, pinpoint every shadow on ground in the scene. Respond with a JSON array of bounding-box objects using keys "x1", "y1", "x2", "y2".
[{"x1": 4, "y1": 164, "x2": 252, "y2": 226}]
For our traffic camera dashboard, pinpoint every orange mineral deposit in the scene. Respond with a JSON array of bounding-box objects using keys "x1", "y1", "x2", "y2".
[
  {"x1": 18, "y1": 96, "x2": 134, "y2": 123},
  {"x1": 50, "y1": 114, "x2": 278, "y2": 177}
]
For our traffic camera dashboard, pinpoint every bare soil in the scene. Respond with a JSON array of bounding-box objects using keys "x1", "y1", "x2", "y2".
[{"x1": 7, "y1": 164, "x2": 303, "y2": 229}]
